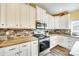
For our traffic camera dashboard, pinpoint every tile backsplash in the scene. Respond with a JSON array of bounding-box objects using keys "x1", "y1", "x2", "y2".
[
  {"x1": 48, "y1": 29, "x2": 71, "y2": 35},
  {"x1": 0, "y1": 29, "x2": 33, "y2": 40}
]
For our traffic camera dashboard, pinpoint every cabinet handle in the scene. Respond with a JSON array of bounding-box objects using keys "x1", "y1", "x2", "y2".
[
  {"x1": 15, "y1": 52, "x2": 20, "y2": 55},
  {"x1": 16, "y1": 51, "x2": 22, "y2": 54},
  {"x1": 16, "y1": 25, "x2": 18, "y2": 26},
  {"x1": 68, "y1": 45, "x2": 71, "y2": 47},
  {"x1": 22, "y1": 45, "x2": 27, "y2": 47},
  {"x1": 68, "y1": 41, "x2": 71, "y2": 42},
  {"x1": 9, "y1": 48, "x2": 16, "y2": 51},
  {"x1": 19, "y1": 51, "x2": 22, "y2": 53},
  {"x1": 1, "y1": 24, "x2": 4, "y2": 26},
  {"x1": 33, "y1": 42, "x2": 37, "y2": 44}
]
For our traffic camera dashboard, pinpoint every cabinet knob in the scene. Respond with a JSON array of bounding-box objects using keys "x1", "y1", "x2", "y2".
[
  {"x1": 1, "y1": 24, "x2": 4, "y2": 26},
  {"x1": 33, "y1": 42, "x2": 37, "y2": 44},
  {"x1": 22, "y1": 45, "x2": 27, "y2": 47},
  {"x1": 16, "y1": 25, "x2": 18, "y2": 26},
  {"x1": 9, "y1": 48, "x2": 16, "y2": 51}
]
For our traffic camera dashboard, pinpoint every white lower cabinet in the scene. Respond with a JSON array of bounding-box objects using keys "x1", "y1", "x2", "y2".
[
  {"x1": 57, "y1": 36, "x2": 78, "y2": 50},
  {"x1": 50, "y1": 36, "x2": 58, "y2": 48},
  {"x1": 50, "y1": 36, "x2": 79, "y2": 50},
  {"x1": 0, "y1": 40, "x2": 38, "y2": 56},
  {"x1": 31, "y1": 40, "x2": 38, "y2": 56},
  {"x1": 19, "y1": 42, "x2": 31, "y2": 56},
  {"x1": 4, "y1": 45, "x2": 19, "y2": 56},
  {"x1": 57, "y1": 36, "x2": 66, "y2": 47},
  {"x1": 62, "y1": 37, "x2": 76, "y2": 49},
  {"x1": 0, "y1": 48, "x2": 5, "y2": 56}
]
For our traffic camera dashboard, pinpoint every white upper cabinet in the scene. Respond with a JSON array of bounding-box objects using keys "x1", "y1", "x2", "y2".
[
  {"x1": 41, "y1": 9, "x2": 46, "y2": 23},
  {"x1": 0, "y1": 3, "x2": 7, "y2": 28},
  {"x1": 50, "y1": 15, "x2": 54, "y2": 29},
  {"x1": 42, "y1": 10, "x2": 46, "y2": 21},
  {"x1": 6, "y1": 4, "x2": 36, "y2": 29},
  {"x1": 14, "y1": 4, "x2": 20, "y2": 28},
  {"x1": 20, "y1": 4, "x2": 36, "y2": 29},
  {"x1": 66, "y1": 14, "x2": 71, "y2": 29},
  {"x1": 6, "y1": 4, "x2": 20, "y2": 28},
  {"x1": 20, "y1": 4, "x2": 29, "y2": 28},
  {"x1": 60, "y1": 16, "x2": 65, "y2": 29},
  {"x1": 60, "y1": 14, "x2": 70, "y2": 29},
  {"x1": 45, "y1": 13, "x2": 54, "y2": 29},
  {"x1": 46, "y1": 14, "x2": 51, "y2": 29},
  {"x1": 36, "y1": 6, "x2": 41, "y2": 21},
  {"x1": 36, "y1": 6, "x2": 46, "y2": 23},
  {"x1": 29, "y1": 5, "x2": 36, "y2": 29},
  {"x1": 54, "y1": 16, "x2": 60, "y2": 29},
  {"x1": 45, "y1": 14, "x2": 50, "y2": 29}
]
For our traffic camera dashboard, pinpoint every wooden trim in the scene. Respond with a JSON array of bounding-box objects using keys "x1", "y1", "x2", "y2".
[{"x1": 52, "y1": 11, "x2": 69, "y2": 16}]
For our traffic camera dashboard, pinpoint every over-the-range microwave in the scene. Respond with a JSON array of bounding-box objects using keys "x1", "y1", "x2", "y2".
[{"x1": 36, "y1": 22, "x2": 47, "y2": 29}]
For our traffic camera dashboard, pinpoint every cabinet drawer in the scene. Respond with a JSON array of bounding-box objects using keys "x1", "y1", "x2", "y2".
[
  {"x1": 19, "y1": 42, "x2": 30, "y2": 47},
  {"x1": 4, "y1": 45, "x2": 19, "y2": 56},
  {"x1": 5, "y1": 45, "x2": 18, "y2": 51},
  {"x1": 31, "y1": 40, "x2": 38, "y2": 44},
  {"x1": 19, "y1": 42, "x2": 31, "y2": 56}
]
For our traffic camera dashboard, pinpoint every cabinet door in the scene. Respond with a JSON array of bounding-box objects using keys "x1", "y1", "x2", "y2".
[
  {"x1": 60, "y1": 14, "x2": 70, "y2": 29},
  {"x1": 46, "y1": 14, "x2": 51, "y2": 29},
  {"x1": 48, "y1": 15, "x2": 52, "y2": 29},
  {"x1": 54, "y1": 16, "x2": 60, "y2": 29},
  {"x1": 36, "y1": 6, "x2": 46, "y2": 23},
  {"x1": 40, "y1": 9, "x2": 46, "y2": 23},
  {"x1": 42, "y1": 10, "x2": 46, "y2": 23},
  {"x1": 47, "y1": 15, "x2": 54, "y2": 29},
  {"x1": 60, "y1": 16, "x2": 64, "y2": 29},
  {"x1": 50, "y1": 36, "x2": 58, "y2": 48},
  {"x1": 19, "y1": 42, "x2": 31, "y2": 56},
  {"x1": 29, "y1": 5, "x2": 36, "y2": 29},
  {"x1": 6, "y1": 4, "x2": 20, "y2": 28},
  {"x1": 50, "y1": 16, "x2": 54, "y2": 29},
  {"x1": 26, "y1": 4, "x2": 30, "y2": 29},
  {"x1": 64, "y1": 37, "x2": 76, "y2": 49},
  {"x1": 4, "y1": 45, "x2": 19, "y2": 56},
  {"x1": 36, "y1": 6, "x2": 41, "y2": 21},
  {"x1": 51, "y1": 16, "x2": 55, "y2": 29},
  {"x1": 15, "y1": 4, "x2": 20, "y2": 28},
  {"x1": 1, "y1": 3, "x2": 7, "y2": 28},
  {"x1": 64, "y1": 14, "x2": 70, "y2": 29},
  {"x1": 6, "y1": 4, "x2": 16, "y2": 28},
  {"x1": 20, "y1": 4, "x2": 28, "y2": 28},
  {"x1": 31, "y1": 40, "x2": 38, "y2": 56},
  {"x1": 57, "y1": 36, "x2": 65, "y2": 47},
  {"x1": 0, "y1": 48, "x2": 5, "y2": 56},
  {"x1": 60, "y1": 15, "x2": 68, "y2": 29}
]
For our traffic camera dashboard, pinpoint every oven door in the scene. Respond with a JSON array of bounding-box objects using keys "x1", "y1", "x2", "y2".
[{"x1": 39, "y1": 39, "x2": 50, "y2": 53}]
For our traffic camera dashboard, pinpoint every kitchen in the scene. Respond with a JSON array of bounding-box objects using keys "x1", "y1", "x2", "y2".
[{"x1": 0, "y1": 3, "x2": 79, "y2": 56}]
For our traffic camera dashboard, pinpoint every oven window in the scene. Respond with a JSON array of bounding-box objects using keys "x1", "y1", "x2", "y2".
[{"x1": 39, "y1": 40, "x2": 50, "y2": 52}]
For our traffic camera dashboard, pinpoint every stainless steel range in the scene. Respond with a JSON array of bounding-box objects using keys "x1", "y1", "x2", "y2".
[
  {"x1": 33, "y1": 22, "x2": 50, "y2": 56},
  {"x1": 39, "y1": 36, "x2": 50, "y2": 56}
]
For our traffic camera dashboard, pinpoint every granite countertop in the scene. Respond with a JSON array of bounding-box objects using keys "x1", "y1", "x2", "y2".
[
  {"x1": 49, "y1": 33, "x2": 71, "y2": 36},
  {"x1": 0, "y1": 36, "x2": 38, "y2": 48},
  {"x1": 49, "y1": 34, "x2": 79, "y2": 38}
]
